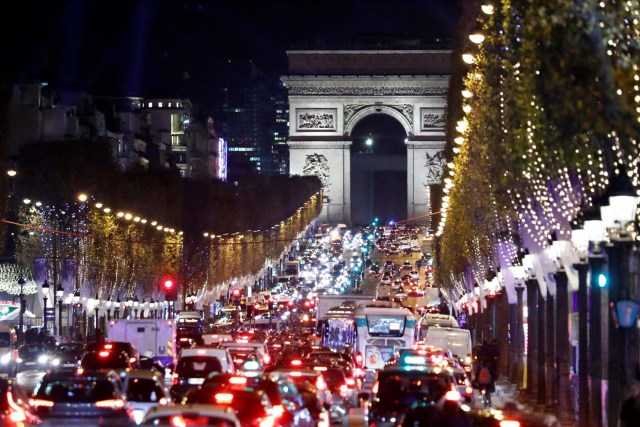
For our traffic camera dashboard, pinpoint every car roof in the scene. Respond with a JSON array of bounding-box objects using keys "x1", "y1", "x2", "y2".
[
  {"x1": 125, "y1": 370, "x2": 164, "y2": 381},
  {"x1": 143, "y1": 404, "x2": 239, "y2": 423}
]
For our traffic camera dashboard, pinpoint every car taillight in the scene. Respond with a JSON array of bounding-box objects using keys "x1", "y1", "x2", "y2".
[
  {"x1": 263, "y1": 354, "x2": 271, "y2": 364},
  {"x1": 229, "y1": 376, "x2": 247, "y2": 385},
  {"x1": 159, "y1": 397, "x2": 168, "y2": 405},
  {"x1": 259, "y1": 415, "x2": 275, "y2": 427},
  {"x1": 318, "y1": 412, "x2": 330, "y2": 427},
  {"x1": 500, "y1": 421, "x2": 521, "y2": 427},
  {"x1": 340, "y1": 384, "x2": 348, "y2": 397},
  {"x1": 29, "y1": 398, "x2": 54, "y2": 409},
  {"x1": 465, "y1": 386, "x2": 473, "y2": 395},
  {"x1": 372, "y1": 381, "x2": 379, "y2": 394},
  {"x1": 7, "y1": 391, "x2": 26, "y2": 422},
  {"x1": 315, "y1": 377, "x2": 326, "y2": 391},
  {"x1": 129, "y1": 357, "x2": 137, "y2": 364},
  {"x1": 95, "y1": 399, "x2": 125, "y2": 409},
  {"x1": 271, "y1": 404, "x2": 284, "y2": 418},
  {"x1": 172, "y1": 373, "x2": 179, "y2": 386},
  {"x1": 346, "y1": 378, "x2": 356, "y2": 387}
]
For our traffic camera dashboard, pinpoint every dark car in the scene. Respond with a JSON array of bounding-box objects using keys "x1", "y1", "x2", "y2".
[
  {"x1": 80, "y1": 350, "x2": 133, "y2": 374},
  {"x1": 30, "y1": 371, "x2": 133, "y2": 426},
  {"x1": 189, "y1": 373, "x2": 314, "y2": 427},
  {"x1": 16, "y1": 344, "x2": 52, "y2": 373},
  {"x1": 0, "y1": 378, "x2": 41, "y2": 426},
  {"x1": 185, "y1": 386, "x2": 275, "y2": 427},
  {"x1": 51, "y1": 342, "x2": 85, "y2": 371},
  {"x1": 87, "y1": 341, "x2": 139, "y2": 366},
  {"x1": 365, "y1": 366, "x2": 455, "y2": 427}
]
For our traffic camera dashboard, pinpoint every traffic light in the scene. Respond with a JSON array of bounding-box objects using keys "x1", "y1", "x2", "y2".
[
  {"x1": 232, "y1": 289, "x2": 241, "y2": 306},
  {"x1": 162, "y1": 276, "x2": 178, "y2": 301},
  {"x1": 598, "y1": 272, "x2": 608, "y2": 288}
]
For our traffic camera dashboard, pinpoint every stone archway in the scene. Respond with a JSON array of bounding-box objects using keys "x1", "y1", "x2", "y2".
[{"x1": 282, "y1": 50, "x2": 450, "y2": 225}]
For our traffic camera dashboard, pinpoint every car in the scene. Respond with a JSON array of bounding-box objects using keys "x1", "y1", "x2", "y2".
[
  {"x1": 80, "y1": 349, "x2": 133, "y2": 374},
  {"x1": 170, "y1": 348, "x2": 233, "y2": 401},
  {"x1": 124, "y1": 370, "x2": 171, "y2": 424},
  {"x1": 16, "y1": 344, "x2": 54, "y2": 393},
  {"x1": 30, "y1": 371, "x2": 133, "y2": 426},
  {"x1": 87, "y1": 341, "x2": 140, "y2": 367},
  {"x1": 311, "y1": 366, "x2": 354, "y2": 423},
  {"x1": 264, "y1": 368, "x2": 332, "y2": 410},
  {"x1": 184, "y1": 385, "x2": 276, "y2": 427},
  {"x1": 189, "y1": 373, "x2": 315, "y2": 427},
  {"x1": 51, "y1": 342, "x2": 85, "y2": 371},
  {"x1": 141, "y1": 404, "x2": 241, "y2": 426},
  {"x1": 364, "y1": 366, "x2": 456, "y2": 427},
  {"x1": 0, "y1": 378, "x2": 41, "y2": 425},
  {"x1": 410, "y1": 270, "x2": 420, "y2": 280}
]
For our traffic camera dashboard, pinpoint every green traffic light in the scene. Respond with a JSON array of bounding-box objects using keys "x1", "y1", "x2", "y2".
[{"x1": 598, "y1": 273, "x2": 608, "y2": 288}]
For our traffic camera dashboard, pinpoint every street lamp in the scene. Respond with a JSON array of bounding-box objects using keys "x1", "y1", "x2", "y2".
[
  {"x1": 41, "y1": 281, "x2": 50, "y2": 333},
  {"x1": 18, "y1": 277, "x2": 25, "y2": 345},
  {"x1": 133, "y1": 297, "x2": 139, "y2": 319},
  {"x1": 56, "y1": 284, "x2": 64, "y2": 340}
]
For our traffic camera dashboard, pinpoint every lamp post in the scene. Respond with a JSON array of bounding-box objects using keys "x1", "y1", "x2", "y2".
[
  {"x1": 72, "y1": 290, "x2": 80, "y2": 340},
  {"x1": 571, "y1": 228, "x2": 590, "y2": 427},
  {"x1": 42, "y1": 281, "x2": 50, "y2": 333},
  {"x1": 18, "y1": 277, "x2": 25, "y2": 345},
  {"x1": 602, "y1": 188, "x2": 637, "y2": 427},
  {"x1": 56, "y1": 284, "x2": 63, "y2": 340},
  {"x1": 133, "y1": 297, "x2": 139, "y2": 319}
]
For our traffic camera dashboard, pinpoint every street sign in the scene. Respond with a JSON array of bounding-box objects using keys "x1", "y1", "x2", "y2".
[{"x1": 44, "y1": 308, "x2": 55, "y2": 322}]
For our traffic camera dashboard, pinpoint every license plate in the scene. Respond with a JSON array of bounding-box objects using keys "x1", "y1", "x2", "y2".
[
  {"x1": 25, "y1": 362, "x2": 35, "y2": 366},
  {"x1": 187, "y1": 378, "x2": 204, "y2": 385}
]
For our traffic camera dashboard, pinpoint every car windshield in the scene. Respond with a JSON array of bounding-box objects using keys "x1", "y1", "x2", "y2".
[
  {"x1": 81, "y1": 352, "x2": 129, "y2": 370},
  {"x1": 142, "y1": 415, "x2": 236, "y2": 426},
  {"x1": 321, "y1": 369, "x2": 346, "y2": 388},
  {"x1": 126, "y1": 377, "x2": 165, "y2": 402},
  {"x1": 177, "y1": 356, "x2": 222, "y2": 378},
  {"x1": 35, "y1": 378, "x2": 118, "y2": 402},
  {"x1": 374, "y1": 370, "x2": 451, "y2": 409},
  {"x1": 58, "y1": 344, "x2": 84, "y2": 354},
  {"x1": 19, "y1": 345, "x2": 48, "y2": 358}
]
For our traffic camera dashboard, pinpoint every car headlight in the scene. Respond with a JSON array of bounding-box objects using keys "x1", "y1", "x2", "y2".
[
  {"x1": 51, "y1": 358, "x2": 60, "y2": 366},
  {"x1": 16, "y1": 357, "x2": 23, "y2": 364},
  {"x1": 0, "y1": 353, "x2": 11, "y2": 364},
  {"x1": 38, "y1": 355, "x2": 49, "y2": 364}
]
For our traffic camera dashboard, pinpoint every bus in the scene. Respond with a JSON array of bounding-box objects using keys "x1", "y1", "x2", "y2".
[
  {"x1": 318, "y1": 303, "x2": 357, "y2": 352},
  {"x1": 354, "y1": 303, "x2": 417, "y2": 370}
]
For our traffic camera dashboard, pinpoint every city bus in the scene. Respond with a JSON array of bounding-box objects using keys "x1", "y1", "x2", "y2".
[
  {"x1": 317, "y1": 303, "x2": 357, "y2": 351},
  {"x1": 354, "y1": 303, "x2": 417, "y2": 370}
]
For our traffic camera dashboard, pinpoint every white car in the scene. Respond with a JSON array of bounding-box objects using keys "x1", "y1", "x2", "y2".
[
  {"x1": 141, "y1": 404, "x2": 241, "y2": 426},
  {"x1": 125, "y1": 370, "x2": 171, "y2": 424}
]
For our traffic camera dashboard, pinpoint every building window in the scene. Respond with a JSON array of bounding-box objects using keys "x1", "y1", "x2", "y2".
[
  {"x1": 171, "y1": 134, "x2": 184, "y2": 146},
  {"x1": 168, "y1": 102, "x2": 172, "y2": 107},
  {"x1": 158, "y1": 102, "x2": 163, "y2": 108},
  {"x1": 148, "y1": 102, "x2": 153, "y2": 108},
  {"x1": 171, "y1": 114, "x2": 184, "y2": 134}
]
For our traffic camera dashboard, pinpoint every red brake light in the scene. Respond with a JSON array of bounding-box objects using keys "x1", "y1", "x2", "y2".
[
  {"x1": 263, "y1": 354, "x2": 271, "y2": 364},
  {"x1": 95, "y1": 399, "x2": 125, "y2": 409},
  {"x1": 229, "y1": 376, "x2": 247, "y2": 385},
  {"x1": 214, "y1": 393, "x2": 234, "y2": 404},
  {"x1": 444, "y1": 390, "x2": 461, "y2": 401},
  {"x1": 346, "y1": 378, "x2": 356, "y2": 387},
  {"x1": 170, "y1": 415, "x2": 186, "y2": 427},
  {"x1": 98, "y1": 351, "x2": 110, "y2": 357},
  {"x1": 313, "y1": 366, "x2": 327, "y2": 371},
  {"x1": 29, "y1": 398, "x2": 54, "y2": 408},
  {"x1": 104, "y1": 344, "x2": 113, "y2": 350},
  {"x1": 290, "y1": 359, "x2": 302, "y2": 366},
  {"x1": 500, "y1": 422, "x2": 521, "y2": 427},
  {"x1": 372, "y1": 381, "x2": 379, "y2": 394},
  {"x1": 340, "y1": 384, "x2": 348, "y2": 397},
  {"x1": 129, "y1": 357, "x2": 136, "y2": 363}
]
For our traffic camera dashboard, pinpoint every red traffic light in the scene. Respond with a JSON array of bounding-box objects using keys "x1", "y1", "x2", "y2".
[{"x1": 163, "y1": 279, "x2": 174, "y2": 290}]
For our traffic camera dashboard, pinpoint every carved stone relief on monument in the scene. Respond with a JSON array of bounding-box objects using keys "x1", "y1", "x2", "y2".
[
  {"x1": 420, "y1": 107, "x2": 446, "y2": 130},
  {"x1": 423, "y1": 150, "x2": 445, "y2": 186},
  {"x1": 303, "y1": 154, "x2": 331, "y2": 195},
  {"x1": 287, "y1": 86, "x2": 448, "y2": 97},
  {"x1": 389, "y1": 104, "x2": 414, "y2": 126},
  {"x1": 296, "y1": 108, "x2": 337, "y2": 131},
  {"x1": 343, "y1": 104, "x2": 368, "y2": 125}
]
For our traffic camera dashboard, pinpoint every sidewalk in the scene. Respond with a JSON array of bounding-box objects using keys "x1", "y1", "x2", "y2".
[{"x1": 490, "y1": 379, "x2": 571, "y2": 426}]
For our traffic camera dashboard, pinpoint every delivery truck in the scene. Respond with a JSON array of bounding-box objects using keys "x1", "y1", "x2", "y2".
[{"x1": 107, "y1": 318, "x2": 176, "y2": 367}]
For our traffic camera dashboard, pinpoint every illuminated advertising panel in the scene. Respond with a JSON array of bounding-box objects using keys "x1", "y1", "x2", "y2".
[{"x1": 218, "y1": 138, "x2": 227, "y2": 181}]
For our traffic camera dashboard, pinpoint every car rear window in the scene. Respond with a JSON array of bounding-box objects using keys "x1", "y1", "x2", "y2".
[
  {"x1": 177, "y1": 356, "x2": 222, "y2": 378},
  {"x1": 35, "y1": 379, "x2": 118, "y2": 402},
  {"x1": 81, "y1": 352, "x2": 129, "y2": 370},
  {"x1": 126, "y1": 378, "x2": 165, "y2": 402},
  {"x1": 375, "y1": 371, "x2": 451, "y2": 408}
]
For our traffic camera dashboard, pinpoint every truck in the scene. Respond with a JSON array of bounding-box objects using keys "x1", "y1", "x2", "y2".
[{"x1": 107, "y1": 319, "x2": 177, "y2": 367}]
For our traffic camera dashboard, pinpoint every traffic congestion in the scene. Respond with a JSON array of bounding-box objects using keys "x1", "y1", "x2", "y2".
[{"x1": 0, "y1": 223, "x2": 559, "y2": 426}]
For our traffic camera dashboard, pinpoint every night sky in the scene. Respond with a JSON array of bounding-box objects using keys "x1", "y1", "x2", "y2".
[{"x1": 4, "y1": 0, "x2": 461, "y2": 115}]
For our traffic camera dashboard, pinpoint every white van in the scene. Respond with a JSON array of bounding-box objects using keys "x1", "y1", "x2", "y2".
[
  {"x1": 0, "y1": 323, "x2": 17, "y2": 376},
  {"x1": 424, "y1": 327, "x2": 472, "y2": 359},
  {"x1": 178, "y1": 347, "x2": 236, "y2": 374}
]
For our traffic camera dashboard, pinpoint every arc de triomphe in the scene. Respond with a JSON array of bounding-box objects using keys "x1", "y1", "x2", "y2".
[{"x1": 282, "y1": 50, "x2": 450, "y2": 225}]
